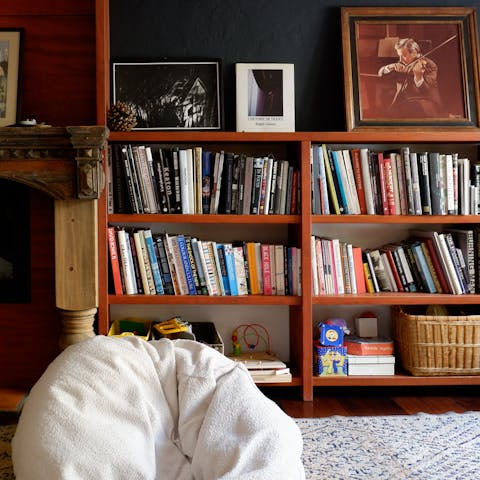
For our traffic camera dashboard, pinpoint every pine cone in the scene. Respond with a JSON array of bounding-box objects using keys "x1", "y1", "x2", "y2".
[{"x1": 107, "y1": 102, "x2": 137, "y2": 131}]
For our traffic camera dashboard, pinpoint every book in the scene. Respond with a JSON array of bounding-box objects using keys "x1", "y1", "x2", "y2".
[
  {"x1": 193, "y1": 146, "x2": 203, "y2": 214},
  {"x1": 322, "y1": 144, "x2": 341, "y2": 215},
  {"x1": 150, "y1": 146, "x2": 170, "y2": 214},
  {"x1": 169, "y1": 147, "x2": 182, "y2": 213},
  {"x1": 418, "y1": 152, "x2": 432, "y2": 215},
  {"x1": 215, "y1": 243, "x2": 231, "y2": 295},
  {"x1": 107, "y1": 226, "x2": 123, "y2": 295},
  {"x1": 201, "y1": 150, "x2": 212, "y2": 214},
  {"x1": 233, "y1": 245, "x2": 249, "y2": 295},
  {"x1": 176, "y1": 234, "x2": 198, "y2": 295},
  {"x1": 154, "y1": 234, "x2": 175, "y2": 295},
  {"x1": 261, "y1": 243, "x2": 273, "y2": 295},
  {"x1": 428, "y1": 152, "x2": 447, "y2": 216},
  {"x1": 178, "y1": 148, "x2": 192, "y2": 214},
  {"x1": 359, "y1": 147, "x2": 375, "y2": 215},
  {"x1": 116, "y1": 229, "x2": 136, "y2": 295},
  {"x1": 344, "y1": 336, "x2": 394, "y2": 356},
  {"x1": 143, "y1": 228, "x2": 165, "y2": 295},
  {"x1": 184, "y1": 236, "x2": 203, "y2": 295},
  {"x1": 250, "y1": 156, "x2": 264, "y2": 214},
  {"x1": 446, "y1": 228, "x2": 475, "y2": 294},
  {"x1": 223, "y1": 243, "x2": 239, "y2": 296},
  {"x1": 164, "y1": 233, "x2": 188, "y2": 295},
  {"x1": 219, "y1": 151, "x2": 234, "y2": 214},
  {"x1": 190, "y1": 237, "x2": 208, "y2": 295},
  {"x1": 409, "y1": 151, "x2": 423, "y2": 215},
  {"x1": 350, "y1": 148, "x2": 367, "y2": 214},
  {"x1": 135, "y1": 229, "x2": 156, "y2": 294}
]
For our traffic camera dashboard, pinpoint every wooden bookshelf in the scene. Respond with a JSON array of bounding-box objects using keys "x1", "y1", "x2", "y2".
[{"x1": 96, "y1": 0, "x2": 480, "y2": 401}]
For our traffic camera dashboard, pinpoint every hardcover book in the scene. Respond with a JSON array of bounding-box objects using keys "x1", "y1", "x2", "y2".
[{"x1": 235, "y1": 63, "x2": 295, "y2": 132}]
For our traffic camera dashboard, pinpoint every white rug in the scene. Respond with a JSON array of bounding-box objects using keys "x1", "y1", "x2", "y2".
[{"x1": 295, "y1": 412, "x2": 480, "y2": 480}]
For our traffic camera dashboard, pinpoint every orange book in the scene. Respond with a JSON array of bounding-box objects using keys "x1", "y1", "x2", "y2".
[
  {"x1": 352, "y1": 246, "x2": 366, "y2": 294},
  {"x1": 246, "y1": 242, "x2": 261, "y2": 294},
  {"x1": 107, "y1": 226, "x2": 123, "y2": 295},
  {"x1": 344, "y1": 336, "x2": 394, "y2": 356}
]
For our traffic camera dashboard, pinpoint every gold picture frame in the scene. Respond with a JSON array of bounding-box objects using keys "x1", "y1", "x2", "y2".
[
  {"x1": 341, "y1": 7, "x2": 480, "y2": 131},
  {"x1": 0, "y1": 29, "x2": 22, "y2": 127}
]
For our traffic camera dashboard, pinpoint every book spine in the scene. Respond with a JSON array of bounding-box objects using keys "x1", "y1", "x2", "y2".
[
  {"x1": 170, "y1": 147, "x2": 182, "y2": 213},
  {"x1": 401, "y1": 146, "x2": 415, "y2": 215},
  {"x1": 190, "y1": 237, "x2": 209, "y2": 295},
  {"x1": 360, "y1": 147, "x2": 375, "y2": 215},
  {"x1": 107, "y1": 226, "x2": 124, "y2": 294},
  {"x1": 322, "y1": 144, "x2": 341, "y2": 214},
  {"x1": 216, "y1": 243, "x2": 231, "y2": 295},
  {"x1": 409, "y1": 152, "x2": 423, "y2": 215},
  {"x1": 133, "y1": 231, "x2": 152, "y2": 294},
  {"x1": 230, "y1": 245, "x2": 247, "y2": 295},
  {"x1": 127, "y1": 232, "x2": 143, "y2": 294},
  {"x1": 418, "y1": 152, "x2": 432, "y2": 215},
  {"x1": 351, "y1": 148, "x2": 367, "y2": 214},
  {"x1": 223, "y1": 243, "x2": 239, "y2": 296},
  {"x1": 150, "y1": 146, "x2": 169, "y2": 214},
  {"x1": 176, "y1": 234, "x2": 197, "y2": 295},
  {"x1": 116, "y1": 229, "x2": 136, "y2": 295},
  {"x1": 143, "y1": 228, "x2": 165, "y2": 294},
  {"x1": 154, "y1": 235, "x2": 175, "y2": 295},
  {"x1": 261, "y1": 243, "x2": 273, "y2": 295},
  {"x1": 201, "y1": 150, "x2": 212, "y2": 214}
]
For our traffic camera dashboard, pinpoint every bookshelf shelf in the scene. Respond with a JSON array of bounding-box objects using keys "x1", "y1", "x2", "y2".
[
  {"x1": 108, "y1": 294, "x2": 302, "y2": 306},
  {"x1": 312, "y1": 293, "x2": 480, "y2": 305},
  {"x1": 312, "y1": 215, "x2": 480, "y2": 224},
  {"x1": 109, "y1": 213, "x2": 301, "y2": 224}
]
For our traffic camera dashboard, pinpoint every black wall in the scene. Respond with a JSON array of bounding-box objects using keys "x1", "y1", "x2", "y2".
[{"x1": 110, "y1": 0, "x2": 480, "y2": 131}]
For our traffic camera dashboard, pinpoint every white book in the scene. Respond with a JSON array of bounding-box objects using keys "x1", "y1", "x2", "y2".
[
  {"x1": 409, "y1": 152, "x2": 423, "y2": 215},
  {"x1": 311, "y1": 236, "x2": 319, "y2": 295},
  {"x1": 331, "y1": 238, "x2": 344, "y2": 294},
  {"x1": 458, "y1": 157, "x2": 470, "y2": 215},
  {"x1": 360, "y1": 147, "x2": 375, "y2": 215},
  {"x1": 133, "y1": 230, "x2": 153, "y2": 295},
  {"x1": 116, "y1": 229, "x2": 136, "y2": 295},
  {"x1": 179, "y1": 149, "x2": 191, "y2": 214},
  {"x1": 194, "y1": 146, "x2": 203, "y2": 214},
  {"x1": 314, "y1": 238, "x2": 326, "y2": 295},
  {"x1": 435, "y1": 232, "x2": 463, "y2": 295},
  {"x1": 445, "y1": 153, "x2": 455, "y2": 214},
  {"x1": 401, "y1": 146, "x2": 415, "y2": 215},
  {"x1": 186, "y1": 148, "x2": 195, "y2": 214},
  {"x1": 233, "y1": 245, "x2": 249, "y2": 295},
  {"x1": 342, "y1": 149, "x2": 361, "y2": 214}
]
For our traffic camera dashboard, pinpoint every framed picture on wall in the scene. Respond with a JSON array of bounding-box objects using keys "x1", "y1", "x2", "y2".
[
  {"x1": 341, "y1": 7, "x2": 480, "y2": 131},
  {"x1": 0, "y1": 29, "x2": 22, "y2": 127},
  {"x1": 235, "y1": 63, "x2": 295, "y2": 132},
  {"x1": 112, "y1": 60, "x2": 223, "y2": 130}
]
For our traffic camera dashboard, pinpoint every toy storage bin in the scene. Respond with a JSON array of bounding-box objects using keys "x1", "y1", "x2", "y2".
[{"x1": 392, "y1": 305, "x2": 480, "y2": 376}]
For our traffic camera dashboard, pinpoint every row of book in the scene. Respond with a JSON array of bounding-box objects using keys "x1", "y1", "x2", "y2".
[
  {"x1": 312, "y1": 144, "x2": 480, "y2": 216},
  {"x1": 108, "y1": 144, "x2": 300, "y2": 215},
  {"x1": 108, "y1": 226, "x2": 302, "y2": 296},
  {"x1": 312, "y1": 227, "x2": 479, "y2": 296}
]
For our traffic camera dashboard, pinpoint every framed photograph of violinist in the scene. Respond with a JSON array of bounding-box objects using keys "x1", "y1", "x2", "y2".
[{"x1": 341, "y1": 7, "x2": 480, "y2": 131}]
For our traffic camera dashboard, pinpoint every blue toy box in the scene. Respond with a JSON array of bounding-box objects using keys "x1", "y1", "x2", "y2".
[{"x1": 314, "y1": 341, "x2": 348, "y2": 376}]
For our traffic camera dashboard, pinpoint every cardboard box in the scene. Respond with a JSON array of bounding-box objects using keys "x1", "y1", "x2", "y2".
[
  {"x1": 348, "y1": 354, "x2": 395, "y2": 375},
  {"x1": 344, "y1": 336, "x2": 394, "y2": 356},
  {"x1": 314, "y1": 342, "x2": 347, "y2": 376}
]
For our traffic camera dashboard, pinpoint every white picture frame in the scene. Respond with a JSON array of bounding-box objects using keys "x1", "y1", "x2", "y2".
[{"x1": 235, "y1": 63, "x2": 295, "y2": 132}]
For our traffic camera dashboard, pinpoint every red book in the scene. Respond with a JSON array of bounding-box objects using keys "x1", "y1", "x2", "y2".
[
  {"x1": 261, "y1": 244, "x2": 273, "y2": 295},
  {"x1": 383, "y1": 155, "x2": 397, "y2": 215},
  {"x1": 290, "y1": 169, "x2": 299, "y2": 214},
  {"x1": 377, "y1": 152, "x2": 390, "y2": 215},
  {"x1": 352, "y1": 246, "x2": 366, "y2": 294},
  {"x1": 344, "y1": 336, "x2": 394, "y2": 356},
  {"x1": 351, "y1": 149, "x2": 367, "y2": 214},
  {"x1": 107, "y1": 226, "x2": 124, "y2": 295}
]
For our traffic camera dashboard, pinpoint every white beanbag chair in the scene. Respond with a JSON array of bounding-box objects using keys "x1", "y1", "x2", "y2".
[{"x1": 12, "y1": 336, "x2": 304, "y2": 479}]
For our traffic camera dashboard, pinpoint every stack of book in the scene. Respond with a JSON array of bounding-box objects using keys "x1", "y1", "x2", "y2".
[
  {"x1": 227, "y1": 352, "x2": 292, "y2": 383},
  {"x1": 344, "y1": 336, "x2": 395, "y2": 376},
  {"x1": 312, "y1": 226, "x2": 478, "y2": 296},
  {"x1": 311, "y1": 144, "x2": 480, "y2": 217},
  {"x1": 108, "y1": 226, "x2": 301, "y2": 296},
  {"x1": 108, "y1": 144, "x2": 300, "y2": 215}
]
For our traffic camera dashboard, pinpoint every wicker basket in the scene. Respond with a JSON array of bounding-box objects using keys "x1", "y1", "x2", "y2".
[{"x1": 392, "y1": 305, "x2": 480, "y2": 376}]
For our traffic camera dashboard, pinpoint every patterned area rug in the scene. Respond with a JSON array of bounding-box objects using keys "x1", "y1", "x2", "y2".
[
  {"x1": 296, "y1": 412, "x2": 480, "y2": 480},
  {"x1": 2, "y1": 413, "x2": 479, "y2": 479},
  {"x1": 0, "y1": 424, "x2": 15, "y2": 480}
]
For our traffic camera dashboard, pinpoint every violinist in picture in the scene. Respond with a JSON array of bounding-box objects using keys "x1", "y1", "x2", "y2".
[{"x1": 378, "y1": 38, "x2": 443, "y2": 118}]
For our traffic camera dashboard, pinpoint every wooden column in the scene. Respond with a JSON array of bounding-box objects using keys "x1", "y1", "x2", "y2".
[{"x1": 0, "y1": 125, "x2": 108, "y2": 350}]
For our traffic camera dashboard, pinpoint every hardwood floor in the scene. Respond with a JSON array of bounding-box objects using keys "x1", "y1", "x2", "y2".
[{"x1": 264, "y1": 386, "x2": 480, "y2": 418}]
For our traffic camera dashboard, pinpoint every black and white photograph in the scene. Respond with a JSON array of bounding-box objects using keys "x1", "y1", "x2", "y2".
[
  {"x1": 236, "y1": 63, "x2": 295, "y2": 132},
  {"x1": 112, "y1": 60, "x2": 222, "y2": 130}
]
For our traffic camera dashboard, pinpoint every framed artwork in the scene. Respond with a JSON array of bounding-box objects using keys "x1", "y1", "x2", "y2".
[
  {"x1": 235, "y1": 63, "x2": 295, "y2": 132},
  {"x1": 0, "y1": 29, "x2": 22, "y2": 127},
  {"x1": 112, "y1": 60, "x2": 223, "y2": 130},
  {"x1": 0, "y1": 180, "x2": 30, "y2": 303},
  {"x1": 341, "y1": 7, "x2": 480, "y2": 131}
]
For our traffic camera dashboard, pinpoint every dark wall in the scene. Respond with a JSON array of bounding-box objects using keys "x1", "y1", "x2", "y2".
[{"x1": 110, "y1": 0, "x2": 480, "y2": 131}]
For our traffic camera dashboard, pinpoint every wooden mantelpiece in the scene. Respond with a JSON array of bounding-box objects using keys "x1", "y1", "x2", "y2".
[{"x1": 0, "y1": 125, "x2": 109, "y2": 349}]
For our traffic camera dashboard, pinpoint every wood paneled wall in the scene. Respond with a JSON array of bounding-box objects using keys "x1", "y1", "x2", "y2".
[{"x1": 0, "y1": 0, "x2": 96, "y2": 388}]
